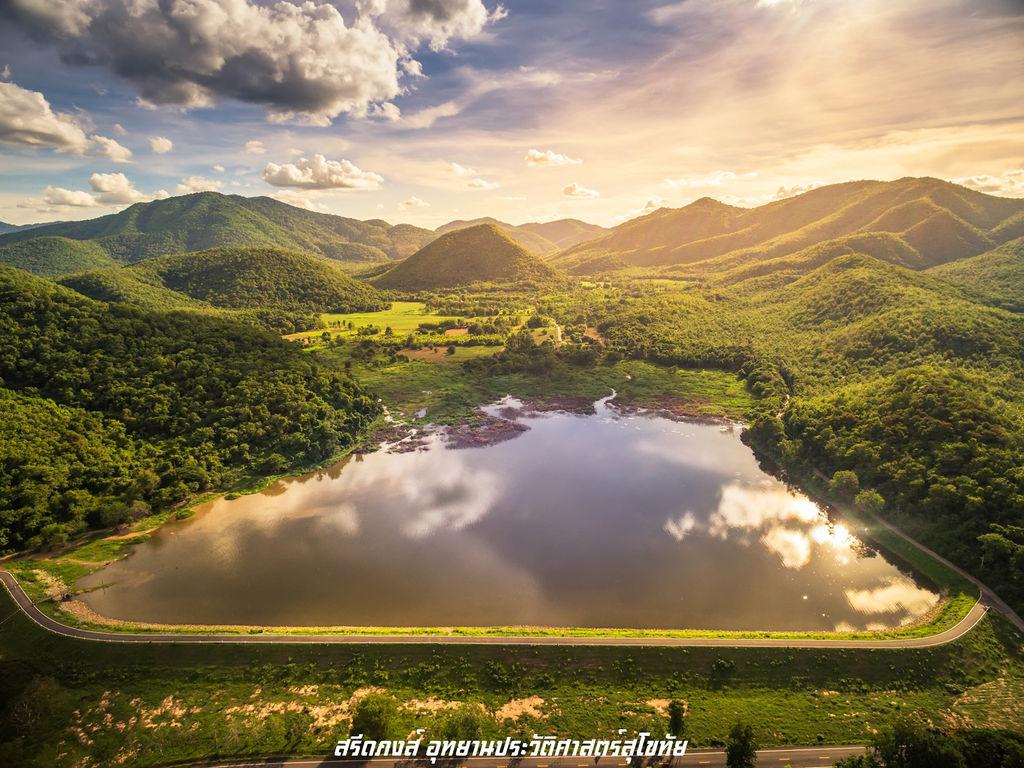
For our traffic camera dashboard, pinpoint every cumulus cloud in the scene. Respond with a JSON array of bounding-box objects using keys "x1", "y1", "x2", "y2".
[
  {"x1": 92, "y1": 134, "x2": 132, "y2": 162},
  {"x1": 149, "y1": 136, "x2": 173, "y2": 154},
  {"x1": 525, "y1": 148, "x2": 582, "y2": 167},
  {"x1": 466, "y1": 177, "x2": 499, "y2": 190},
  {"x1": 176, "y1": 176, "x2": 223, "y2": 194},
  {"x1": 953, "y1": 169, "x2": 1024, "y2": 198},
  {"x1": 212, "y1": 164, "x2": 225, "y2": 173},
  {"x1": 269, "y1": 189, "x2": 330, "y2": 212},
  {"x1": 368, "y1": 102, "x2": 402, "y2": 121},
  {"x1": 89, "y1": 171, "x2": 163, "y2": 203},
  {"x1": 361, "y1": 0, "x2": 506, "y2": 51},
  {"x1": 262, "y1": 154, "x2": 384, "y2": 190},
  {"x1": 449, "y1": 161, "x2": 477, "y2": 176},
  {"x1": 4, "y1": 0, "x2": 502, "y2": 124},
  {"x1": 32, "y1": 172, "x2": 165, "y2": 211},
  {"x1": 562, "y1": 182, "x2": 599, "y2": 198},
  {"x1": 399, "y1": 195, "x2": 430, "y2": 209},
  {"x1": 0, "y1": 80, "x2": 92, "y2": 152},
  {"x1": 244, "y1": 140, "x2": 266, "y2": 155},
  {"x1": 41, "y1": 186, "x2": 97, "y2": 208},
  {"x1": 774, "y1": 182, "x2": 821, "y2": 200}
]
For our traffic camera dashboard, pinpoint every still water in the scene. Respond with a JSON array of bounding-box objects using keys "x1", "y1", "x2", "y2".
[{"x1": 80, "y1": 396, "x2": 938, "y2": 630}]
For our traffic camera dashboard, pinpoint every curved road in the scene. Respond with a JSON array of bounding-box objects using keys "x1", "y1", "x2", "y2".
[{"x1": 0, "y1": 570, "x2": 990, "y2": 648}]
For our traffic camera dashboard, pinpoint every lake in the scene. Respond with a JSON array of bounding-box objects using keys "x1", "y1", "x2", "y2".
[{"x1": 79, "y1": 395, "x2": 939, "y2": 630}]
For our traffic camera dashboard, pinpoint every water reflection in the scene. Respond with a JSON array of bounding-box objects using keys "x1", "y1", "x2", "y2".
[{"x1": 79, "y1": 398, "x2": 939, "y2": 630}]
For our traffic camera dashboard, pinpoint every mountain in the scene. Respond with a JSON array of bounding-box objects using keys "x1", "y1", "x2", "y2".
[
  {"x1": 928, "y1": 236, "x2": 1024, "y2": 313},
  {"x1": 554, "y1": 178, "x2": 1024, "y2": 275},
  {"x1": 374, "y1": 223, "x2": 563, "y2": 290},
  {"x1": 0, "y1": 220, "x2": 42, "y2": 235},
  {"x1": 0, "y1": 192, "x2": 437, "y2": 276},
  {"x1": 62, "y1": 246, "x2": 387, "y2": 315},
  {"x1": 436, "y1": 217, "x2": 606, "y2": 255}
]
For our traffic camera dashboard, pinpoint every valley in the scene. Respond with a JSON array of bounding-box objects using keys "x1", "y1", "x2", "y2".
[{"x1": 1, "y1": 178, "x2": 1022, "y2": 767}]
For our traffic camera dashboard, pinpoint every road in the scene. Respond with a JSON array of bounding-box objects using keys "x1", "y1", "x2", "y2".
[
  {"x1": 0, "y1": 570, "x2": 988, "y2": 647},
  {"x1": 170, "y1": 746, "x2": 868, "y2": 768}
]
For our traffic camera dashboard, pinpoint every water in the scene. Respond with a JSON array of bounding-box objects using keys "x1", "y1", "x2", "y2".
[{"x1": 79, "y1": 396, "x2": 938, "y2": 630}]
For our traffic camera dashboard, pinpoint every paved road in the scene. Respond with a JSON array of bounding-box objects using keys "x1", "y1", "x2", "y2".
[
  {"x1": 0, "y1": 570, "x2": 988, "y2": 647},
  {"x1": 170, "y1": 746, "x2": 868, "y2": 768}
]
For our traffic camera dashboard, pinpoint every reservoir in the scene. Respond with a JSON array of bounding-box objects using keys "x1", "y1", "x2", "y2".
[{"x1": 79, "y1": 396, "x2": 939, "y2": 630}]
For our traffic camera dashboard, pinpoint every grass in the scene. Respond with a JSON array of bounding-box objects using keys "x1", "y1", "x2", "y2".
[
  {"x1": 1, "y1": 582, "x2": 1021, "y2": 767},
  {"x1": 286, "y1": 301, "x2": 459, "y2": 342}
]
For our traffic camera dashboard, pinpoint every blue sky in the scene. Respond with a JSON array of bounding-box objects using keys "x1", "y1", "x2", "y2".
[{"x1": 1, "y1": 0, "x2": 1022, "y2": 227}]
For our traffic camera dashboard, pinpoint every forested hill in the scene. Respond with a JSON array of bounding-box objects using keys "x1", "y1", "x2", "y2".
[
  {"x1": 436, "y1": 217, "x2": 606, "y2": 254},
  {"x1": 583, "y1": 251, "x2": 1024, "y2": 611},
  {"x1": 65, "y1": 247, "x2": 388, "y2": 315},
  {"x1": 0, "y1": 266, "x2": 380, "y2": 551},
  {"x1": 0, "y1": 192, "x2": 437, "y2": 276},
  {"x1": 375, "y1": 223, "x2": 564, "y2": 289},
  {"x1": 555, "y1": 177, "x2": 1024, "y2": 274}
]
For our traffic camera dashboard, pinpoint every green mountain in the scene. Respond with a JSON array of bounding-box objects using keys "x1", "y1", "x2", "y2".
[
  {"x1": 0, "y1": 192, "x2": 437, "y2": 276},
  {"x1": 374, "y1": 223, "x2": 563, "y2": 290},
  {"x1": 928, "y1": 236, "x2": 1024, "y2": 313},
  {"x1": 555, "y1": 178, "x2": 1024, "y2": 275},
  {"x1": 436, "y1": 217, "x2": 605, "y2": 255},
  {"x1": 0, "y1": 265, "x2": 379, "y2": 550}
]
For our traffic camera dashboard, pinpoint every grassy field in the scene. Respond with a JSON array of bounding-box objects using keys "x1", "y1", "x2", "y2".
[
  {"x1": 286, "y1": 301, "x2": 461, "y2": 342},
  {"x1": 1, "y1": 584, "x2": 1022, "y2": 767}
]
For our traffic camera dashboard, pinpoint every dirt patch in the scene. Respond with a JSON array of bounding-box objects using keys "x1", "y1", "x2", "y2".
[
  {"x1": 33, "y1": 570, "x2": 70, "y2": 600},
  {"x1": 359, "y1": 422, "x2": 433, "y2": 454},
  {"x1": 444, "y1": 328, "x2": 469, "y2": 336},
  {"x1": 406, "y1": 698, "x2": 462, "y2": 714},
  {"x1": 495, "y1": 696, "x2": 546, "y2": 721},
  {"x1": 444, "y1": 415, "x2": 529, "y2": 449}
]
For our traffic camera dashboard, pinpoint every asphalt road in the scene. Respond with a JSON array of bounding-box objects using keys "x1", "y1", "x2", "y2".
[
  {"x1": 0, "y1": 570, "x2": 989, "y2": 647},
  {"x1": 172, "y1": 747, "x2": 868, "y2": 768}
]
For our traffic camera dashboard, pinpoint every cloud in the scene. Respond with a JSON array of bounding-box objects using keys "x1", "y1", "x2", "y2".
[
  {"x1": 449, "y1": 161, "x2": 477, "y2": 177},
  {"x1": 562, "y1": 182, "x2": 599, "y2": 198},
  {"x1": 663, "y1": 512, "x2": 697, "y2": 542},
  {"x1": 3, "y1": 0, "x2": 501, "y2": 124},
  {"x1": 244, "y1": 140, "x2": 266, "y2": 155},
  {"x1": 664, "y1": 171, "x2": 756, "y2": 189},
  {"x1": 92, "y1": 134, "x2": 132, "y2": 162},
  {"x1": 774, "y1": 182, "x2": 821, "y2": 200},
  {"x1": 262, "y1": 154, "x2": 384, "y2": 190},
  {"x1": 953, "y1": 169, "x2": 1024, "y2": 198},
  {"x1": 466, "y1": 177, "x2": 499, "y2": 190},
  {"x1": 525, "y1": 148, "x2": 582, "y2": 167},
  {"x1": 32, "y1": 172, "x2": 165, "y2": 211},
  {"x1": 268, "y1": 189, "x2": 330, "y2": 212},
  {"x1": 402, "y1": 100, "x2": 461, "y2": 129},
  {"x1": 212, "y1": 164, "x2": 225, "y2": 173},
  {"x1": 399, "y1": 195, "x2": 430, "y2": 210},
  {"x1": 176, "y1": 176, "x2": 223, "y2": 194},
  {"x1": 89, "y1": 171, "x2": 165, "y2": 203},
  {"x1": 362, "y1": 0, "x2": 506, "y2": 51},
  {"x1": 41, "y1": 186, "x2": 96, "y2": 208},
  {"x1": 0, "y1": 80, "x2": 92, "y2": 152},
  {"x1": 149, "y1": 136, "x2": 173, "y2": 154},
  {"x1": 368, "y1": 102, "x2": 402, "y2": 121},
  {"x1": 402, "y1": 66, "x2": 562, "y2": 128}
]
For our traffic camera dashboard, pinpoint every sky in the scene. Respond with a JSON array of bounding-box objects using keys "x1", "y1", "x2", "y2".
[{"x1": 0, "y1": 0, "x2": 1022, "y2": 228}]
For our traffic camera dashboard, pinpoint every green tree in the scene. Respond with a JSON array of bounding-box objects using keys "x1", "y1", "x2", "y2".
[
  {"x1": 349, "y1": 693, "x2": 400, "y2": 740},
  {"x1": 829, "y1": 470, "x2": 860, "y2": 499},
  {"x1": 855, "y1": 489, "x2": 885, "y2": 516},
  {"x1": 667, "y1": 700, "x2": 685, "y2": 739},
  {"x1": 726, "y1": 721, "x2": 758, "y2": 768}
]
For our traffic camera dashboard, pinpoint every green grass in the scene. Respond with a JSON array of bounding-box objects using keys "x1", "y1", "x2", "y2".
[{"x1": 1, "y1": 582, "x2": 1021, "y2": 767}]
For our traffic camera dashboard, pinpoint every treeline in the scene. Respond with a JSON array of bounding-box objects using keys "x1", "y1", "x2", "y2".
[{"x1": 0, "y1": 266, "x2": 379, "y2": 551}]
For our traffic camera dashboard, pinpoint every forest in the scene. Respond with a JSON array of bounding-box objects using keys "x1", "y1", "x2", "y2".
[{"x1": 0, "y1": 266, "x2": 379, "y2": 550}]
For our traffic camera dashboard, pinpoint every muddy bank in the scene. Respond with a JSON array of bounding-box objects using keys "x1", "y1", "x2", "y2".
[
  {"x1": 444, "y1": 415, "x2": 529, "y2": 449},
  {"x1": 360, "y1": 422, "x2": 432, "y2": 454},
  {"x1": 612, "y1": 396, "x2": 742, "y2": 427}
]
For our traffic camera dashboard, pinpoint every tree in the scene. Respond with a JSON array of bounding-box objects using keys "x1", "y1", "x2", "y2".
[
  {"x1": 667, "y1": 700, "x2": 685, "y2": 739},
  {"x1": 872, "y1": 721, "x2": 965, "y2": 768},
  {"x1": 437, "y1": 704, "x2": 488, "y2": 740},
  {"x1": 349, "y1": 693, "x2": 400, "y2": 740},
  {"x1": 855, "y1": 489, "x2": 885, "y2": 516},
  {"x1": 829, "y1": 470, "x2": 860, "y2": 499},
  {"x1": 726, "y1": 721, "x2": 758, "y2": 768},
  {"x1": 446, "y1": 344, "x2": 456, "y2": 355}
]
